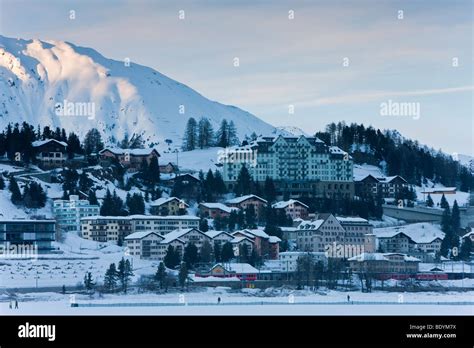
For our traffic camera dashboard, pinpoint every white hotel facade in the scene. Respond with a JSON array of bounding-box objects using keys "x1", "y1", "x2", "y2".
[{"x1": 220, "y1": 135, "x2": 354, "y2": 198}]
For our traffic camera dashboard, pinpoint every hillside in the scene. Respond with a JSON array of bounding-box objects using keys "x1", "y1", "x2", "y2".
[{"x1": 0, "y1": 35, "x2": 277, "y2": 149}]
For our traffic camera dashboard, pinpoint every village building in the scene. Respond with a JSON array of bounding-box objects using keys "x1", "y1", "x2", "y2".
[
  {"x1": 204, "y1": 230, "x2": 234, "y2": 245},
  {"x1": 158, "y1": 162, "x2": 178, "y2": 174},
  {"x1": 196, "y1": 263, "x2": 259, "y2": 281},
  {"x1": 272, "y1": 199, "x2": 309, "y2": 220},
  {"x1": 99, "y1": 147, "x2": 160, "y2": 171},
  {"x1": 0, "y1": 219, "x2": 56, "y2": 253},
  {"x1": 348, "y1": 252, "x2": 420, "y2": 278},
  {"x1": 81, "y1": 214, "x2": 200, "y2": 243},
  {"x1": 150, "y1": 197, "x2": 188, "y2": 216},
  {"x1": 231, "y1": 228, "x2": 281, "y2": 260},
  {"x1": 53, "y1": 195, "x2": 99, "y2": 233},
  {"x1": 32, "y1": 139, "x2": 67, "y2": 169},
  {"x1": 225, "y1": 195, "x2": 267, "y2": 219},
  {"x1": 354, "y1": 174, "x2": 409, "y2": 199},
  {"x1": 199, "y1": 202, "x2": 237, "y2": 219},
  {"x1": 125, "y1": 231, "x2": 164, "y2": 259}
]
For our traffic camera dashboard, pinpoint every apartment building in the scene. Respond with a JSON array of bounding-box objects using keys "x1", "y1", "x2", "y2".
[
  {"x1": 0, "y1": 219, "x2": 56, "y2": 253},
  {"x1": 296, "y1": 214, "x2": 372, "y2": 258},
  {"x1": 53, "y1": 195, "x2": 99, "y2": 233},
  {"x1": 80, "y1": 215, "x2": 200, "y2": 243}
]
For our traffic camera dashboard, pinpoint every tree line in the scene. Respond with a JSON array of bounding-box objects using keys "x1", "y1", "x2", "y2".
[{"x1": 182, "y1": 117, "x2": 239, "y2": 151}]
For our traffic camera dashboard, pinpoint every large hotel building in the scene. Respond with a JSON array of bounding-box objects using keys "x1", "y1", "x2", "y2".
[{"x1": 221, "y1": 135, "x2": 354, "y2": 198}]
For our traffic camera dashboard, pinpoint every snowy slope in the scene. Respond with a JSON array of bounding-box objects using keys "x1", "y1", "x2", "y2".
[{"x1": 0, "y1": 35, "x2": 277, "y2": 149}]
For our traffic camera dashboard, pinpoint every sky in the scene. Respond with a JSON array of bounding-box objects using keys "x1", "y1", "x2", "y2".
[{"x1": 0, "y1": 0, "x2": 472, "y2": 155}]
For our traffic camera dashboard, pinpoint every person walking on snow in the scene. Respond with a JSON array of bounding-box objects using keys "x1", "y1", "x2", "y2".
[
  {"x1": 347, "y1": 295, "x2": 350, "y2": 303},
  {"x1": 15, "y1": 300, "x2": 18, "y2": 309},
  {"x1": 217, "y1": 297, "x2": 221, "y2": 304}
]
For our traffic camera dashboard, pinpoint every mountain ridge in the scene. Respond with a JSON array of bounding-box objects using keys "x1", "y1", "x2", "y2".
[{"x1": 0, "y1": 35, "x2": 279, "y2": 149}]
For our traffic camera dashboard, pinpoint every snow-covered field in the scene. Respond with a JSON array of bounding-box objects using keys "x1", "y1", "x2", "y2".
[
  {"x1": 1, "y1": 288, "x2": 473, "y2": 316},
  {"x1": 0, "y1": 233, "x2": 158, "y2": 289}
]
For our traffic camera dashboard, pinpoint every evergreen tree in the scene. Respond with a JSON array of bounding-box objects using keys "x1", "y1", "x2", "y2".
[
  {"x1": 117, "y1": 258, "x2": 134, "y2": 293},
  {"x1": 88, "y1": 190, "x2": 98, "y2": 205},
  {"x1": 178, "y1": 262, "x2": 188, "y2": 289},
  {"x1": 66, "y1": 132, "x2": 82, "y2": 158},
  {"x1": 234, "y1": 165, "x2": 253, "y2": 196},
  {"x1": 245, "y1": 204, "x2": 256, "y2": 228},
  {"x1": 22, "y1": 181, "x2": 47, "y2": 208},
  {"x1": 221, "y1": 242, "x2": 235, "y2": 262},
  {"x1": 0, "y1": 175, "x2": 4, "y2": 190},
  {"x1": 197, "y1": 117, "x2": 214, "y2": 149},
  {"x1": 216, "y1": 119, "x2": 229, "y2": 147},
  {"x1": 164, "y1": 245, "x2": 180, "y2": 269},
  {"x1": 227, "y1": 121, "x2": 239, "y2": 146},
  {"x1": 183, "y1": 117, "x2": 198, "y2": 151},
  {"x1": 440, "y1": 194, "x2": 449, "y2": 209},
  {"x1": 146, "y1": 156, "x2": 161, "y2": 188},
  {"x1": 126, "y1": 192, "x2": 145, "y2": 215},
  {"x1": 83, "y1": 272, "x2": 95, "y2": 292},
  {"x1": 154, "y1": 262, "x2": 167, "y2": 289},
  {"x1": 213, "y1": 170, "x2": 227, "y2": 195},
  {"x1": 263, "y1": 177, "x2": 277, "y2": 203},
  {"x1": 426, "y1": 194, "x2": 434, "y2": 207},
  {"x1": 183, "y1": 242, "x2": 199, "y2": 268},
  {"x1": 214, "y1": 242, "x2": 222, "y2": 262},
  {"x1": 200, "y1": 240, "x2": 213, "y2": 264},
  {"x1": 451, "y1": 200, "x2": 460, "y2": 235},
  {"x1": 83, "y1": 128, "x2": 104, "y2": 155},
  {"x1": 459, "y1": 237, "x2": 472, "y2": 261},
  {"x1": 9, "y1": 176, "x2": 22, "y2": 205},
  {"x1": 103, "y1": 263, "x2": 118, "y2": 292},
  {"x1": 199, "y1": 218, "x2": 209, "y2": 232}
]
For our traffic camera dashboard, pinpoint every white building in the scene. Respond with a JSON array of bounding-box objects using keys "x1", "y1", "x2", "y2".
[
  {"x1": 81, "y1": 214, "x2": 200, "y2": 243},
  {"x1": 220, "y1": 135, "x2": 354, "y2": 198},
  {"x1": 53, "y1": 195, "x2": 99, "y2": 233},
  {"x1": 125, "y1": 228, "x2": 213, "y2": 260},
  {"x1": 278, "y1": 251, "x2": 327, "y2": 272}
]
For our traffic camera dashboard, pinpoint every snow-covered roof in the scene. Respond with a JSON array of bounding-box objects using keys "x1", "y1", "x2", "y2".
[
  {"x1": 336, "y1": 216, "x2": 370, "y2": 224},
  {"x1": 225, "y1": 194, "x2": 267, "y2": 204},
  {"x1": 213, "y1": 263, "x2": 258, "y2": 274},
  {"x1": 348, "y1": 252, "x2": 420, "y2": 262},
  {"x1": 205, "y1": 230, "x2": 233, "y2": 239},
  {"x1": 298, "y1": 219, "x2": 324, "y2": 230},
  {"x1": 124, "y1": 231, "x2": 162, "y2": 240},
  {"x1": 231, "y1": 236, "x2": 254, "y2": 244},
  {"x1": 99, "y1": 147, "x2": 159, "y2": 156},
  {"x1": 199, "y1": 202, "x2": 236, "y2": 213},
  {"x1": 81, "y1": 214, "x2": 199, "y2": 221},
  {"x1": 374, "y1": 223, "x2": 445, "y2": 244},
  {"x1": 150, "y1": 197, "x2": 188, "y2": 207},
  {"x1": 269, "y1": 236, "x2": 282, "y2": 243},
  {"x1": 329, "y1": 146, "x2": 347, "y2": 155},
  {"x1": 462, "y1": 231, "x2": 474, "y2": 239},
  {"x1": 377, "y1": 175, "x2": 407, "y2": 184},
  {"x1": 160, "y1": 228, "x2": 200, "y2": 244},
  {"x1": 272, "y1": 199, "x2": 308, "y2": 209},
  {"x1": 32, "y1": 139, "x2": 67, "y2": 148},
  {"x1": 353, "y1": 164, "x2": 385, "y2": 181},
  {"x1": 421, "y1": 187, "x2": 457, "y2": 193}
]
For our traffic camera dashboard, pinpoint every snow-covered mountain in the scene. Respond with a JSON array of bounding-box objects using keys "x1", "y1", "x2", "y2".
[
  {"x1": 0, "y1": 35, "x2": 277, "y2": 149},
  {"x1": 275, "y1": 126, "x2": 309, "y2": 137}
]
